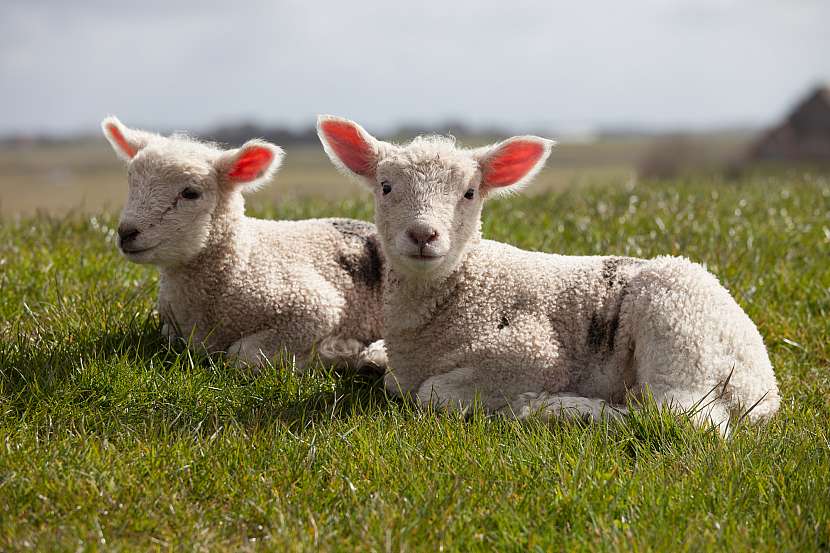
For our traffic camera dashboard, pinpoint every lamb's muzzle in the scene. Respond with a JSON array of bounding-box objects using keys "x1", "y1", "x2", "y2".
[
  {"x1": 406, "y1": 224, "x2": 439, "y2": 247},
  {"x1": 117, "y1": 223, "x2": 140, "y2": 248}
]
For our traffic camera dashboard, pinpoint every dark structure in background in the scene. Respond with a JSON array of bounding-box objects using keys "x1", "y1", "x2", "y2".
[{"x1": 750, "y1": 85, "x2": 830, "y2": 163}]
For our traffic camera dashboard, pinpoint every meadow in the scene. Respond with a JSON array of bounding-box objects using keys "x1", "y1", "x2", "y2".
[{"x1": 0, "y1": 147, "x2": 829, "y2": 550}]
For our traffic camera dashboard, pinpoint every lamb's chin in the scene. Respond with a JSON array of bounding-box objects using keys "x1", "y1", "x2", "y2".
[
  {"x1": 121, "y1": 250, "x2": 156, "y2": 264},
  {"x1": 391, "y1": 256, "x2": 452, "y2": 282}
]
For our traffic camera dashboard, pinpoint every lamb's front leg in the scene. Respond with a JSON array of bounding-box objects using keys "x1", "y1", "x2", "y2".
[
  {"x1": 227, "y1": 326, "x2": 319, "y2": 372},
  {"x1": 160, "y1": 322, "x2": 177, "y2": 345},
  {"x1": 502, "y1": 392, "x2": 627, "y2": 422},
  {"x1": 226, "y1": 330, "x2": 288, "y2": 370},
  {"x1": 229, "y1": 331, "x2": 385, "y2": 373},
  {"x1": 413, "y1": 367, "x2": 511, "y2": 413},
  {"x1": 356, "y1": 339, "x2": 388, "y2": 373}
]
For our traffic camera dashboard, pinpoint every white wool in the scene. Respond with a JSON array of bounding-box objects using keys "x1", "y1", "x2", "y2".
[
  {"x1": 318, "y1": 116, "x2": 780, "y2": 433},
  {"x1": 102, "y1": 116, "x2": 387, "y2": 370}
]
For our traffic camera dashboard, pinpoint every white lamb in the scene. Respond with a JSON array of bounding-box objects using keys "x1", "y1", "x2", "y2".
[
  {"x1": 317, "y1": 115, "x2": 780, "y2": 432},
  {"x1": 102, "y1": 116, "x2": 386, "y2": 371}
]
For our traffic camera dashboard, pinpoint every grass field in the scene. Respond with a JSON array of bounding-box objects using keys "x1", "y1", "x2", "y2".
[{"x1": 1, "y1": 171, "x2": 829, "y2": 550}]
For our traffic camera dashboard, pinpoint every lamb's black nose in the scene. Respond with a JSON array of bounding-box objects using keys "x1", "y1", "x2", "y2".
[{"x1": 117, "y1": 224, "x2": 140, "y2": 246}]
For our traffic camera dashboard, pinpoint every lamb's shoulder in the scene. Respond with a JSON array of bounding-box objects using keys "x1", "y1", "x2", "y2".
[
  {"x1": 157, "y1": 218, "x2": 346, "y2": 343},
  {"x1": 156, "y1": 271, "x2": 231, "y2": 349}
]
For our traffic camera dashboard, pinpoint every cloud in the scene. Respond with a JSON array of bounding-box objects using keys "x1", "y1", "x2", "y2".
[{"x1": 1, "y1": 0, "x2": 828, "y2": 134}]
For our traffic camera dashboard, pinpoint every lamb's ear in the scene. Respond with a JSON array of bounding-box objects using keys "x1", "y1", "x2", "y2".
[
  {"x1": 101, "y1": 116, "x2": 155, "y2": 161},
  {"x1": 215, "y1": 139, "x2": 285, "y2": 192},
  {"x1": 316, "y1": 115, "x2": 380, "y2": 181},
  {"x1": 474, "y1": 136, "x2": 555, "y2": 197}
]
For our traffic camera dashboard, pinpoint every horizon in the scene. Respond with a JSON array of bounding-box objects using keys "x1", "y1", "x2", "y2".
[{"x1": 0, "y1": 117, "x2": 772, "y2": 143}]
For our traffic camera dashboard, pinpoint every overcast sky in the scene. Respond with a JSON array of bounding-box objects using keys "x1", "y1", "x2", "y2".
[{"x1": 1, "y1": 0, "x2": 828, "y2": 135}]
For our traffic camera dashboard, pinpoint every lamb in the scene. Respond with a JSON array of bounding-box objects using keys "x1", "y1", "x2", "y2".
[
  {"x1": 317, "y1": 115, "x2": 780, "y2": 432},
  {"x1": 102, "y1": 116, "x2": 386, "y2": 371}
]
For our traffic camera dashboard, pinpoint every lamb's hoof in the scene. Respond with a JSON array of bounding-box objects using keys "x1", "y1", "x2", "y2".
[
  {"x1": 226, "y1": 342, "x2": 270, "y2": 375},
  {"x1": 383, "y1": 371, "x2": 405, "y2": 398},
  {"x1": 357, "y1": 340, "x2": 388, "y2": 373},
  {"x1": 503, "y1": 392, "x2": 543, "y2": 419},
  {"x1": 160, "y1": 324, "x2": 184, "y2": 350},
  {"x1": 318, "y1": 335, "x2": 364, "y2": 367}
]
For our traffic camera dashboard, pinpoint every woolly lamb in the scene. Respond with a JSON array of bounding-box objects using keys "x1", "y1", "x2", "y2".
[
  {"x1": 102, "y1": 116, "x2": 386, "y2": 370},
  {"x1": 317, "y1": 115, "x2": 780, "y2": 432}
]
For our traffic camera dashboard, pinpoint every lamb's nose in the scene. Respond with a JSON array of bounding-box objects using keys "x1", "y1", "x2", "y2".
[
  {"x1": 117, "y1": 224, "x2": 140, "y2": 245},
  {"x1": 406, "y1": 224, "x2": 439, "y2": 247}
]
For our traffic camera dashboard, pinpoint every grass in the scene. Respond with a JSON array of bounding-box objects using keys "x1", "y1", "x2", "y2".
[{"x1": 1, "y1": 172, "x2": 829, "y2": 551}]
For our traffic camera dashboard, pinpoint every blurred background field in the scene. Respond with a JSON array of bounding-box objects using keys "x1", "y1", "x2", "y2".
[{"x1": 0, "y1": 129, "x2": 765, "y2": 217}]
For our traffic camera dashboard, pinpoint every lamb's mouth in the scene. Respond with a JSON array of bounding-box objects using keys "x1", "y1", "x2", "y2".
[
  {"x1": 121, "y1": 244, "x2": 158, "y2": 255},
  {"x1": 406, "y1": 253, "x2": 444, "y2": 262}
]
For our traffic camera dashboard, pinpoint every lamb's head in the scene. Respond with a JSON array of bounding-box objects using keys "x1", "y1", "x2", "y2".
[
  {"x1": 102, "y1": 116, "x2": 283, "y2": 267},
  {"x1": 317, "y1": 115, "x2": 553, "y2": 280}
]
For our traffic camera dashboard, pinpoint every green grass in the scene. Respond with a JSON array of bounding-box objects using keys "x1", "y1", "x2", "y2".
[{"x1": 1, "y1": 173, "x2": 829, "y2": 551}]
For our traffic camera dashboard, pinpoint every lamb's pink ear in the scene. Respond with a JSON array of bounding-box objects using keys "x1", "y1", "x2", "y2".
[
  {"x1": 475, "y1": 136, "x2": 555, "y2": 197},
  {"x1": 101, "y1": 116, "x2": 155, "y2": 161},
  {"x1": 215, "y1": 139, "x2": 284, "y2": 192},
  {"x1": 317, "y1": 115, "x2": 379, "y2": 180}
]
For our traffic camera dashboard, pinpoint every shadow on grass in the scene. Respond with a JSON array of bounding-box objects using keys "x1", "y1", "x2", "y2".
[
  {"x1": 0, "y1": 313, "x2": 400, "y2": 436},
  {"x1": 1, "y1": 313, "x2": 729, "y2": 450},
  {"x1": 245, "y1": 368, "x2": 399, "y2": 433},
  {"x1": 1, "y1": 312, "x2": 166, "y2": 386}
]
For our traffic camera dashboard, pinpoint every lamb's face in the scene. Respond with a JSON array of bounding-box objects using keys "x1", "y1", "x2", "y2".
[
  {"x1": 118, "y1": 148, "x2": 219, "y2": 266},
  {"x1": 317, "y1": 115, "x2": 554, "y2": 282},
  {"x1": 102, "y1": 116, "x2": 284, "y2": 269},
  {"x1": 373, "y1": 144, "x2": 484, "y2": 277}
]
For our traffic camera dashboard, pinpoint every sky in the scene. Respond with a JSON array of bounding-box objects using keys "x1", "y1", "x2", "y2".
[{"x1": 1, "y1": 0, "x2": 829, "y2": 136}]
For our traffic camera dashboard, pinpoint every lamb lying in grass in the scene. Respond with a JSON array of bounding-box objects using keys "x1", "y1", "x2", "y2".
[
  {"x1": 317, "y1": 115, "x2": 780, "y2": 432},
  {"x1": 102, "y1": 116, "x2": 386, "y2": 371}
]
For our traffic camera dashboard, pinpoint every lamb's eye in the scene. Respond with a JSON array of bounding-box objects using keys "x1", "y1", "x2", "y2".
[
  {"x1": 181, "y1": 187, "x2": 201, "y2": 200},
  {"x1": 464, "y1": 188, "x2": 475, "y2": 200},
  {"x1": 381, "y1": 181, "x2": 392, "y2": 195}
]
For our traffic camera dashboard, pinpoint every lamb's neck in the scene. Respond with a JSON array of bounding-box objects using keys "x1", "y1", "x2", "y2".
[
  {"x1": 160, "y1": 202, "x2": 249, "y2": 288},
  {"x1": 203, "y1": 194, "x2": 247, "y2": 252},
  {"x1": 384, "y1": 249, "x2": 476, "y2": 333}
]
